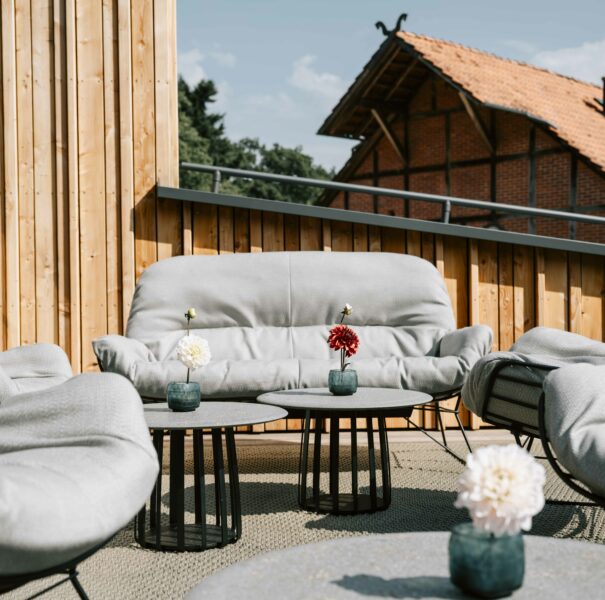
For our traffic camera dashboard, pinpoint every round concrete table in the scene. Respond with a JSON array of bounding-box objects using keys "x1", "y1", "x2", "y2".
[
  {"x1": 186, "y1": 532, "x2": 605, "y2": 599},
  {"x1": 135, "y1": 402, "x2": 286, "y2": 552},
  {"x1": 258, "y1": 388, "x2": 431, "y2": 515}
]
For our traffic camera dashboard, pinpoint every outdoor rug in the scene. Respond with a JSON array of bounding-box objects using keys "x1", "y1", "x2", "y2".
[{"x1": 8, "y1": 439, "x2": 605, "y2": 599}]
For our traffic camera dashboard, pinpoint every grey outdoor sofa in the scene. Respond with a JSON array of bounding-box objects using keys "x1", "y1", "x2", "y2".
[
  {"x1": 462, "y1": 327, "x2": 605, "y2": 503},
  {"x1": 93, "y1": 251, "x2": 492, "y2": 452},
  {"x1": 0, "y1": 345, "x2": 159, "y2": 598}
]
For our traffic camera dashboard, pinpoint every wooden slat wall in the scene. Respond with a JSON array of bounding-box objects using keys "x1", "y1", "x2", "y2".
[
  {"x1": 0, "y1": 0, "x2": 179, "y2": 369},
  {"x1": 176, "y1": 206, "x2": 605, "y2": 431},
  {"x1": 1, "y1": 2, "x2": 603, "y2": 433}
]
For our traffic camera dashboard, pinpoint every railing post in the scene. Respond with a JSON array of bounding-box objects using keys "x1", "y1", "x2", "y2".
[
  {"x1": 442, "y1": 200, "x2": 451, "y2": 224},
  {"x1": 212, "y1": 169, "x2": 222, "y2": 194}
]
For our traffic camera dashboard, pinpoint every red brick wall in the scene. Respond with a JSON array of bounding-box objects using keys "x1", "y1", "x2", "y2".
[{"x1": 330, "y1": 75, "x2": 605, "y2": 243}]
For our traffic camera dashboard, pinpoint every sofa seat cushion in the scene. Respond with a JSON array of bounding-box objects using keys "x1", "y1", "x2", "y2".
[
  {"x1": 544, "y1": 364, "x2": 605, "y2": 498},
  {"x1": 0, "y1": 373, "x2": 158, "y2": 576},
  {"x1": 125, "y1": 354, "x2": 479, "y2": 400}
]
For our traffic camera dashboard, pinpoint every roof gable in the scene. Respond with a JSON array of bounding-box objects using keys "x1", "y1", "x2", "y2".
[{"x1": 320, "y1": 31, "x2": 605, "y2": 172}]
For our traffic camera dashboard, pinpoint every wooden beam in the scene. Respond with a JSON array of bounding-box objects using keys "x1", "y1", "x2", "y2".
[
  {"x1": 370, "y1": 108, "x2": 406, "y2": 165},
  {"x1": 569, "y1": 155, "x2": 578, "y2": 240},
  {"x1": 528, "y1": 126, "x2": 537, "y2": 234},
  {"x1": 385, "y1": 58, "x2": 418, "y2": 100},
  {"x1": 459, "y1": 92, "x2": 494, "y2": 154},
  {"x1": 359, "y1": 98, "x2": 406, "y2": 113},
  {"x1": 355, "y1": 58, "x2": 420, "y2": 139}
]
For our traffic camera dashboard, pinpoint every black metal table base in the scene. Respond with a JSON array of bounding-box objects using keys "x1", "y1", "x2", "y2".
[
  {"x1": 135, "y1": 427, "x2": 241, "y2": 552},
  {"x1": 298, "y1": 413, "x2": 391, "y2": 515}
]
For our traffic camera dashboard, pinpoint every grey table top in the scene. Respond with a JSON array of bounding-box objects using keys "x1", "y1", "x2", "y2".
[
  {"x1": 186, "y1": 531, "x2": 605, "y2": 600},
  {"x1": 143, "y1": 402, "x2": 287, "y2": 430},
  {"x1": 257, "y1": 387, "x2": 432, "y2": 412}
]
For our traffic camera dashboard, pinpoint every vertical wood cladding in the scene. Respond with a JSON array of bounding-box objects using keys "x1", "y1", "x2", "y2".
[
  {"x1": 331, "y1": 75, "x2": 605, "y2": 243},
  {"x1": 0, "y1": 0, "x2": 179, "y2": 371}
]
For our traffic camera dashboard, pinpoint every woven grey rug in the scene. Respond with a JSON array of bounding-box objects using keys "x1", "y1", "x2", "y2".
[{"x1": 9, "y1": 439, "x2": 605, "y2": 600}]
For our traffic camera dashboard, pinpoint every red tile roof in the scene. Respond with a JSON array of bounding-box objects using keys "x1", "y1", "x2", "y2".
[{"x1": 397, "y1": 31, "x2": 605, "y2": 171}]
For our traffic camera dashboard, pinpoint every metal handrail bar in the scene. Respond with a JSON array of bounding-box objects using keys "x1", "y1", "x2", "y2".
[{"x1": 180, "y1": 162, "x2": 605, "y2": 226}]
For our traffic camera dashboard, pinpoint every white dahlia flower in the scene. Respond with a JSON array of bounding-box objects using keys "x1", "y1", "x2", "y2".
[
  {"x1": 176, "y1": 335, "x2": 211, "y2": 370},
  {"x1": 454, "y1": 444, "x2": 545, "y2": 536}
]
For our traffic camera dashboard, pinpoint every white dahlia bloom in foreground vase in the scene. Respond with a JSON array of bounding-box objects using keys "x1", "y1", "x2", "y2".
[
  {"x1": 449, "y1": 444, "x2": 546, "y2": 598},
  {"x1": 455, "y1": 444, "x2": 545, "y2": 536}
]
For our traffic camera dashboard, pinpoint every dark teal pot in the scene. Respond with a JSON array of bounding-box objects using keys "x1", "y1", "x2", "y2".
[
  {"x1": 166, "y1": 382, "x2": 201, "y2": 412},
  {"x1": 449, "y1": 522, "x2": 524, "y2": 598},
  {"x1": 328, "y1": 369, "x2": 358, "y2": 396}
]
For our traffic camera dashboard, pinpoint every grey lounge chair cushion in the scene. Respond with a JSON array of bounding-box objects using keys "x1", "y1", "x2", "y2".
[
  {"x1": 94, "y1": 252, "x2": 492, "y2": 399},
  {"x1": 462, "y1": 327, "x2": 605, "y2": 426},
  {"x1": 544, "y1": 364, "x2": 605, "y2": 498},
  {"x1": 0, "y1": 373, "x2": 158, "y2": 575},
  {"x1": 0, "y1": 343, "x2": 73, "y2": 403}
]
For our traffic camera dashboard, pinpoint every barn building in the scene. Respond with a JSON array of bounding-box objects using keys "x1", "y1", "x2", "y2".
[{"x1": 319, "y1": 27, "x2": 605, "y2": 242}]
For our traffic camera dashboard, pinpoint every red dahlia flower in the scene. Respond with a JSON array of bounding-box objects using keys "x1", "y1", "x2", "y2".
[{"x1": 328, "y1": 324, "x2": 360, "y2": 358}]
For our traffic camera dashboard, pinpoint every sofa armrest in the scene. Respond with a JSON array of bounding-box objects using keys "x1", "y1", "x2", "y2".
[
  {"x1": 93, "y1": 335, "x2": 155, "y2": 377},
  {"x1": 439, "y1": 325, "x2": 492, "y2": 365},
  {"x1": 0, "y1": 343, "x2": 73, "y2": 380}
]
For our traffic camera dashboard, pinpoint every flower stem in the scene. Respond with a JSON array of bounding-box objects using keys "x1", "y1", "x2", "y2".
[
  {"x1": 186, "y1": 368, "x2": 190, "y2": 384},
  {"x1": 341, "y1": 348, "x2": 345, "y2": 371}
]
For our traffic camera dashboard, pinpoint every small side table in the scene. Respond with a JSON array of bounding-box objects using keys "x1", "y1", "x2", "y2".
[
  {"x1": 258, "y1": 388, "x2": 431, "y2": 515},
  {"x1": 135, "y1": 402, "x2": 286, "y2": 552}
]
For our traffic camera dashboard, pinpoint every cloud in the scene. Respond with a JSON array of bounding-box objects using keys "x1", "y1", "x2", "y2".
[
  {"x1": 178, "y1": 48, "x2": 237, "y2": 87},
  {"x1": 245, "y1": 92, "x2": 302, "y2": 120},
  {"x1": 289, "y1": 55, "x2": 345, "y2": 106},
  {"x1": 208, "y1": 50, "x2": 237, "y2": 68},
  {"x1": 532, "y1": 39, "x2": 605, "y2": 84},
  {"x1": 212, "y1": 80, "x2": 233, "y2": 114},
  {"x1": 178, "y1": 48, "x2": 206, "y2": 87}
]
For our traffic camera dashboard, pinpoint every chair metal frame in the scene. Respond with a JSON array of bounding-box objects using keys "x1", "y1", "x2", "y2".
[
  {"x1": 480, "y1": 357, "x2": 604, "y2": 507},
  {"x1": 0, "y1": 537, "x2": 113, "y2": 600},
  {"x1": 405, "y1": 388, "x2": 472, "y2": 464}
]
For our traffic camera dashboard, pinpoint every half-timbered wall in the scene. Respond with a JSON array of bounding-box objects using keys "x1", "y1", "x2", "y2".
[
  {"x1": 329, "y1": 75, "x2": 605, "y2": 243},
  {"x1": 0, "y1": 0, "x2": 179, "y2": 372}
]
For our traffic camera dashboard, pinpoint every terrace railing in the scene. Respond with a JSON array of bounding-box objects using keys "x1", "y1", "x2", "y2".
[
  {"x1": 158, "y1": 165, "x2": 605, "y2": 432},
  {"x1": 180, "y1": 162, "x2": 605, "y2": 231}
]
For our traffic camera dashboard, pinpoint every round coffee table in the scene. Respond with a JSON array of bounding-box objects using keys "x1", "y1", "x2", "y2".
[
  {"x1": 186, "y1": 532, "x2": 605, "y2": 599},
  {"x1": 258, "y1": 388, "x2": 431, "y2": 515},
  {"x1": 135, "y1": 402, "x2": 286, "y2": 552}
]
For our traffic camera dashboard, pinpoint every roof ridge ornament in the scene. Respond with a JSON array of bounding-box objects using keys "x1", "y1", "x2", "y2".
[{"x1": 375, "y1": 13, "x2": 407, "y2": 37}]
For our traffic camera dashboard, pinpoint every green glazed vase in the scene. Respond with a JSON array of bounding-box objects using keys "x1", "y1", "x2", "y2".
[
  {"x1": 328, "y1": 369, "x2": 358, "y2": 396},
  {"x1": 166, "y1": 382, "x2": 201, "y2": 412},
  {"x1": 449, "y1": 522, "x2": 525, "y2": 598}
]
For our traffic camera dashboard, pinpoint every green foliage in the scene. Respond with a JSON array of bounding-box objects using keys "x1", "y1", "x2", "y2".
[{"x1": 178, "y1": 77, "x2": 334, "y2": 204}]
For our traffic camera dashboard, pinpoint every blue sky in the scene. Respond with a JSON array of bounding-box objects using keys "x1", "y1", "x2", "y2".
[{"x1": 177, "y1": 0, "x2": 605, "y2": 170}]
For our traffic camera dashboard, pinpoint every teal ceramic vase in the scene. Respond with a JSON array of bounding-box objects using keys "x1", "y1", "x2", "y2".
[
  {"x1": 449, "y1": 522, "x2": 525, "y2": 598},
  {"x1": 166, "y1": 382, "x2": 201, "y2": 412},
  {"x1": 328, "y1": 369, "x2": 358, "y2": 396}
]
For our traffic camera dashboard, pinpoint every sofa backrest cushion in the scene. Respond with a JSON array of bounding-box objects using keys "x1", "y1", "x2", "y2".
[{"x1": 126, "y1": 252, "x2": 455, "y2": 361}]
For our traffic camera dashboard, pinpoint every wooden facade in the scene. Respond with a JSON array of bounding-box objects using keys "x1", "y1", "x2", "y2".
[
  {"x1": 158, "y1": 189, "x2": 605, "y2": 431},
  {"x1": 0, "y1": 5, "x2": 603, "y2": 433},
  {"x1": 0, "y1": 0, "x2": 179, "y2": 372}
]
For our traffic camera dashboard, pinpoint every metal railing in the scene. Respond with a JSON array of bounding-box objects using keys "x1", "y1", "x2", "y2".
[{"x1": 180, "y1": 162, "x2": 605, "y2": 228}]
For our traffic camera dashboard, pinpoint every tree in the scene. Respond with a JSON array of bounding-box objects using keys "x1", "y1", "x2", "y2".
[{"x1": 178, "y1": 77, "x2": 334, "y2": 204}]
